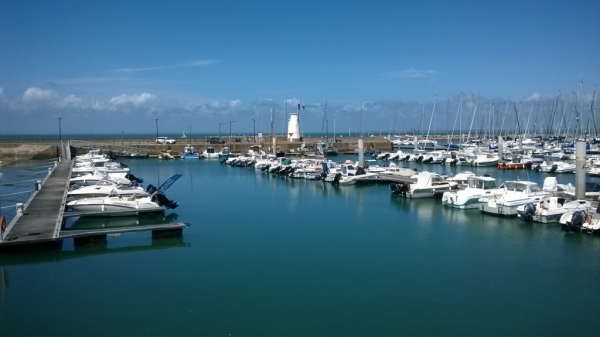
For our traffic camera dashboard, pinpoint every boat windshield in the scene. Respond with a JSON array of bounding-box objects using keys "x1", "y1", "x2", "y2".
[
  {"x1": 529, "y1": 184, "x2": 540, "y2": 192},
  {"x1": 483, "y1": 180, "x2": 497, "y2": 189}
]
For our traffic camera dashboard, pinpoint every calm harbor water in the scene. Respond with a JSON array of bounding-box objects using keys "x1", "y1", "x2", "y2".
[{"x1": 1, "y1": 157, "x2": 600, "y2": 336}]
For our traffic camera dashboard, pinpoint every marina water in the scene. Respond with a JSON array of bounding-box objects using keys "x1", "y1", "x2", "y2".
[{"x1": 1, "y1": 157, "x2": 600, "y2": 336}]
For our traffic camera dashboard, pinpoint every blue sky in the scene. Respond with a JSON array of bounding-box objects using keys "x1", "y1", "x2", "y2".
[{"x1": 0, "y1": 0, "x2": 598, "y2": 135}]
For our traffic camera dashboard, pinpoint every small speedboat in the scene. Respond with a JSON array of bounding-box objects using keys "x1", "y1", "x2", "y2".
[
  {"x1": 517, "y1": 197, "x2": 592, "y2": 223},
  {"x1": 69, "y1": 171, "x2": 132, "y2": 186},
  {"x1": 68, "y1": 178, "x2": 149, "y2": 200},
  {"x1": 66, "y1": 190, "x2": 178, "y2": 217}
]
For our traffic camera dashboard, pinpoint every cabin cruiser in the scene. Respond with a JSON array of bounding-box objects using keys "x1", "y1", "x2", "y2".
[
  {"x1": 181, "y1": 146, "x2": 200, "y2": 160},
  {"x1": 517, "y1": 197, "x2": 592, "y2": 223},
  {"x1": 442, "y1": 176, "x2": 502, "y2": 209},
  {"x1": 390, "y1": 171, "x2": 458, "y2": 199},
  {"x1": 219, "y1": 147, "x2": 231, "y2": 160},
  {"x1": 203, "y1": 147, "x2": 219, "y2": 159},
  {"x1": 68, "y1": 178, "x2": 149, "y2": 200},
  {"x1": 470, "y1": 153, "x2": 499, "y2": 167},
  {"x1": 446, "y1": 171, "x2": 476, "y2": 187},
  {"x1": 66, "y1": 190, "x2": 178, "y2": 216},
  {"x1": 478, "y1": 179, "x2": 553, "y2": 216}
]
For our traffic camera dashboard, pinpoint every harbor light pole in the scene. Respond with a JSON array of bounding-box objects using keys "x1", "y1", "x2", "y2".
[
  {"x1": 229, "y1": 121, "x2": 237, "y2": 150},
  {"x1": 252, "y1": 119, "x2": 256, "y2": 143},
  {"x1": 121, "y1": 131, "x2": 124, "y2": 145},
  {"x1": 229, "y1": 121, "x2": 237, "y2": 138},
  {"x1": 219, "y1": 122, "x2": 225, "y2": 138},
  {"x1": 58, "y1": 117, "x2": 62, "y2": 158},
  {"x1": 155, "y1": 119, "x2": 158, "y2": 140}
]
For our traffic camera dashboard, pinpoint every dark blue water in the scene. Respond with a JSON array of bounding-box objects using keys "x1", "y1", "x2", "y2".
[{"x1": 1, "y1": 158, "x2": 600, "y2": 336}]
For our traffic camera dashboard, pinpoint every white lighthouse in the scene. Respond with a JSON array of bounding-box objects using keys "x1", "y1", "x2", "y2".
[{"x1": 287, "y1": 112, "x2": 301, "y2": 142}]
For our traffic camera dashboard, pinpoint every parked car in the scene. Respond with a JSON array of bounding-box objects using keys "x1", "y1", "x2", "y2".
[
  {"x1": 208, "y1": 137, "x2": 225, "y2": 144},
  {"x1": 156, "y1": 137, "x2": 176, "y2": 144}
]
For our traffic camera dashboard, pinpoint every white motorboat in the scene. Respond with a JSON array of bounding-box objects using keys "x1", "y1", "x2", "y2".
[
  {"x1": 66, "y1": 190, "x2": 178, "y2": 216},
  {"x1": 442, "y1": 176, "x2": 502, "y2": 209},
  {"x1": 72, "y1": 159, "x2": 130, "y2": 176},
  {"x1": 446, "y1": 171, "x2": 476, "y2": 187},
  {"x1": 535, "y1": 161, "x2": 575, "y2": 174},
  {"x1": 69, "y1": 171, "x2": 132, "y2": 186},
  {"x1": 470, "y1": 153, "x2": 499, "y2": 167},
  {"x1": 378, "y1": 163, "x2": 417, "y2": 178},
  {"x1": 68, "y1": 178, "x2": 148, "y2": 200},
  {"x1": 387, "y1": 150, "x2": 408, "y2": 161},
  {"x1": 203, "y1": 147, "x2": 219, "y2": 159},
  {"x1": 478, "y1": 179, "x2": 552, "y2": 216},
  {"x1": 390, "y1": 171, "x2": 458, "y2": 198},
  {"x1": 517, "y1": 197, "x2": 592, "y2": 223}
]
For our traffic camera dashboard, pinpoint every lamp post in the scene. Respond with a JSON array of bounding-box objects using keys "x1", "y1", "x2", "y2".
[
  {"x1": 58, "y1": 117, "x2": 62, "y2": 158},
  {"x1": 219, "y1": 122, "x2": 225, "y2": 138},
  {"x1": 229, "y1": 121, "x2": 237, "y2": 138},
  {"x1": 252, "y1": 119, "x2": 256, "y2": 143}
]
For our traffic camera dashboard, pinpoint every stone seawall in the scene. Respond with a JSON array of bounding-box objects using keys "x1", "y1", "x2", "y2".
[
  {"x1": 0, "y1": 136, "x2": 394, "y2": 160},
  {"x1": 0, "y1": 144, "x2": 59, "y2": 162}
]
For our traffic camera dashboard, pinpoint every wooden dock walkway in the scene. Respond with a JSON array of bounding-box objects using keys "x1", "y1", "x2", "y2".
[{"x1": 1, "y1": 160, "x2": 72, "y2": 247}]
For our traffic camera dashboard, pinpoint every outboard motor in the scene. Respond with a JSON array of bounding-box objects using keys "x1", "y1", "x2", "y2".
[
  {"x1": 423, "y1": 157, "x2": 432, "y2": 164},
  {"x1": 533, "y1": 164, "x2": 541, "y2": 172},
  {"x1": 261, "y1": 164, "x2": 270, "y2": 172},
  {"x1": 441, "y1": 158, "x2": 447, "y2": 165},
  {"x1": 151, "y1": 193, "x2": 179, "y2": 209},
  {"x1": 125, "y1": 173, "x2": 143, "y2": 184},
  {"x1": 146, "y1": 184, "x2": 157, "y2": 195},
  {"x1": 332, "y1": 173, "x2": 342, "y2": 185},
  {"x1": 549, "y1": 164, "x2": 558, "y2": 173},
  {"x1": 404, "y1": 155, "x2": 410, "y2": 161},
  {"x1": 389, "y1": 183, "x2": 401, "y2": 194},
  {"x1": 451, "y1": 159, "x2": 458, "y2": 166},
  {"x1": 119, "y1": 162, "x2": 128, "y2": 168},
  {"x1": 565, "y1": 210, "x2": 586, "y2": 231},
  {"x1": 519, "y1": 203, "x2": 536, "y2": 221},
  {"x1": 220, "y1": 158, "x2": 227, "y2": 164},
  {"x1": 383, "y1": 153, "x2": 390, "y2": 160},
  {"x1": 416, "y1": 156, "x2": 424, "y2": 162},
  {"x1": 272, "y1": 166, "x2": 281, "y2": 173}
]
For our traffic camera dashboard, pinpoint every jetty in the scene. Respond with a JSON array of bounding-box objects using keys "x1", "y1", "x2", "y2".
[{"x1": 0, "y1": 159, "x2": 186, "y2": 252}]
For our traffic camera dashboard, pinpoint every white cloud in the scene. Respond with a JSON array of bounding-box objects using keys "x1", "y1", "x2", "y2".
[
  {"x1": 22, "y1": 87, "x2": 56, "y2": 102},
  {"x1": 525, "y1": 92, "x2": 542, "y2": 101},
  {"x1": 387, "y1": 68, "x2": 437, "y2": 79},
  {"x1": 113, "y1": 59, "x2": 219, "y2": 73},
  {"x1": 109, "y1": 93, "x2": 157, "y2": 106},
  {"x1": 229, "y1": 99, "x2": 242, "y2": 108},
  {"x1": 50, "y1": 94, "x2": 84, "y2": 109}
]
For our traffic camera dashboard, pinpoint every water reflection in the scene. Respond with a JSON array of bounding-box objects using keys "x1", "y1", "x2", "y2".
[{"x1": 66, "y1": 213, "x2": 180, "y2": 230}]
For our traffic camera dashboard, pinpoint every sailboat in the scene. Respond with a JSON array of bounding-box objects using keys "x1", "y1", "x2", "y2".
[{"x1": 181, "y1": 131, "x2": 187, "y2": 139}]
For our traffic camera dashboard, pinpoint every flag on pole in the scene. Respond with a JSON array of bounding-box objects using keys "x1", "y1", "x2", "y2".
[{"x1": 302, "y1": 106, "x2": 305, "y2": 110}]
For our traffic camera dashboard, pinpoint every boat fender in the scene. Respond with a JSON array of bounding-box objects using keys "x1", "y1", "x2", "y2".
[
  {"x1": 0, "y1": 216, "x2": 6, "y2": 233},
  {"x1": 586, "y1": 215, "x2": 592, "y2": 224}
]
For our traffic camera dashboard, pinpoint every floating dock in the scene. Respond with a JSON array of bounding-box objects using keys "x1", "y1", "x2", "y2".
[{"x1": 0, "y1": 160, "x2": 186, "y2": 252}]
